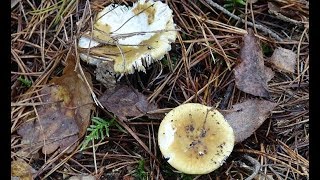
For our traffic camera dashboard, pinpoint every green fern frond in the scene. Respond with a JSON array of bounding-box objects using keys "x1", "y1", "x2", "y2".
[
  {"x1": 17, "y1": 76, "x2": 32, "y2": 87},
  {"x1": 80, "y1": 117, "x2": 125, "y2": 151},
  {"x1": 135, "y1": 159, "x2": 148, "y2": 180}
]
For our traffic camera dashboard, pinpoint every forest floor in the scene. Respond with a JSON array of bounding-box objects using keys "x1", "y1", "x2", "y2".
[{"x1": 11, "y1": 0, "x2": 309, "y2": 179}]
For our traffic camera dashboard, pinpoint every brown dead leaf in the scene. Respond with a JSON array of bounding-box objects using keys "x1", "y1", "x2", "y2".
[
  {"x1": 223, "y1": 99, "x2": 277, "y2": 143},
  {"x1": 234, "y1": 29, "x2": 274, "y2": 97},
  {"x1": 18, "y1": 55, "x2": 94, "y2": 155},
  {"x1": 18, "y1": 88, "x2": 79, "y2": 155},
  {"x1": 269, "y1": 47, "x2": 297, "y2": 73},
  {"x1": 50, "y1": 55, "x2": 94, "y2": 137},
  {"x1": 99, "y1": 85, "x2": 161, "y2": 120},
  {"x1": 11, "y1": 160, "x2": 36, "y2": 180}
]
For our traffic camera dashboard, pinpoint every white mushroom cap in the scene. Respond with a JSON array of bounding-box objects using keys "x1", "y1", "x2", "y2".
[
  {"x1": 158, "y1": 103, "x2": 235, "y2": 174},
  {"x1": 78, "y1": 0, "x2": 177, "y2": 74}
]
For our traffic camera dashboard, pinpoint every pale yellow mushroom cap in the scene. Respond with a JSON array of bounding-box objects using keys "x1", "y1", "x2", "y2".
[
  {"x1": 78, "y1": 0, "x2": 177, "y2": 74},
  {"x1": 158, "y1": 103, "x2": 235, "y2": 174}
]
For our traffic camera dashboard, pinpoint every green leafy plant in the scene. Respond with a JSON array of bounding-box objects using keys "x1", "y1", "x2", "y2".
[
  {"x1": 29, "y1": 0, "x2": 77, "y2": 28},
  {"x1": 224, "y1": 0, "x2": 246, "y2": 11},
  {"x1": 261, "y1": 43, "x2": 273, "y2": 56},
  {"x1": 17, "y1": 76, "x2": 32, "y2": 87},
  {"x1": 134, "y1": 159, "x2": 148, "y2": 180},
  {"x1": 80, "y1": 117, "x2": 125, "y2": 150}
]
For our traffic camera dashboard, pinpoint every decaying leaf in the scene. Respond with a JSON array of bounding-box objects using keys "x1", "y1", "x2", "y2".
[
  {"x1": 50, "y1": 56, "x2": 95, "y2": 138},
  {"x1": 18, "y1": 55, "x2": 95, "y2": 155},
  {"x1": 234, "y1": 29, "x2": 274, "y2": 97},
  {"x1": 99, "y1": 85, "x2": 160, "y2": 120},
  {"x1": 269, "y1": 47, "x2": 297, "y2": 73},
  {"x1": 223, "y1": 99, "x2": 277, "y2": 143},
  {"x1": 11, "y1": 160, "x2": 36, "y2": 180},
  {"x1": 18, "y1": 88, "x2": 79, "y2": 155}
]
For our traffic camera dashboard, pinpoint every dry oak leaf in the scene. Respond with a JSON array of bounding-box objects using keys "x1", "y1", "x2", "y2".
[
  {"x1": 223, "y1": 99, "x2": 277, "y2": 143},
  {"x1": 234, "y1": 28, "x2": 274, "y2": 97},
  {"x1": 50, "y1": 56, "x2": 95, "y2": 138},
  {"x1": 269, "y1": 47, "x2": 297, "y2": 73},
  {"x1": 99, "y1": 85, "x2": 160, "y2": 120},
  {"x1": 18, "y1": 55, "x2": 95, "y2": 155}
]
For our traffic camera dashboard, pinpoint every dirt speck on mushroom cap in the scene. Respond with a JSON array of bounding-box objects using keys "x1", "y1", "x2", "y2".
[{"x1": 158, "y1": 103, "x2": 235, "y2": 174}]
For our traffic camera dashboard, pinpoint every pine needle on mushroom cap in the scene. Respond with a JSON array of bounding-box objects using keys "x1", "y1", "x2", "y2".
[
  {"x1": 78, "y1": 0, "x2": 177, "y2": 74},
  {"x1": 158, "y1": 103, "x2": 235, "y2": 175}
]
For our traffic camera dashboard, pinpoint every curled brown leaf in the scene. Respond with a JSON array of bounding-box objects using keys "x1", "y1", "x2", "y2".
[
  {"x1": 17, "y1": 54, "x2": 95, "y2": 155},
  {"x1": 99, "y1": 85, "x2": 161, "y2": 121},
  {"x1": 222, "y1": 99, "x2": 277, "y2": 143},
  {"x1": 269, "y1": 47, "x2": 297, "y2": 73},
  {"x1": 234, "y1": 29, "x2": 274, "y2": 97}
]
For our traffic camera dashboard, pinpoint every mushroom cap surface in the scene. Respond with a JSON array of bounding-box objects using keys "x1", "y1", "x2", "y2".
[{"x1": 158, "y1": 103, "x2": 235, "y2": 174}]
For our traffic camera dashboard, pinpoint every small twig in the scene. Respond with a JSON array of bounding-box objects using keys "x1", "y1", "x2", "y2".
[
  {"x1": 100, "y1": 108, "x2": 159, "y2": 164},
  {"x1": 83, "y1": 29, "x2": 177, "y2": 46},
  {"x1": 249, "y1": 1, "x2": 257, "y2": 33},
  {"x1": 268, "y1": 2, "x2": 305, "y2": 27},
  {"x1": 203, "y1": 0, "x2": 283, "y2": 41},
  {"x1": 11, "y1": 101, "x2": 60, "y2": 107},
  {"x1": 41, "y1": 141, "x2": 81, "y2": 179},
  {"x1": 219, "y1": 82, "x2": 234, "y2": 110},
  {"x1": 271, "y1": 11, "x2": 304, "y2": 26},
  {"x1": 111, "y1": 3, "x2": 155, "y2": 33},
  {"x1": 292, "y1": 26, "x2": 308, "y2": 84},
  {"x1": 190, "y1": 11, "x2": 216, "y2": 64},
  {"x1": 74, "y1": 39, "x2": 104, "y2": 109},
  {"x1": 235, "y1": 149, "x2": 308, "y2": 176},
  {"x1": 203, "y1": 23, "x2": 232, "y2": 69},
  {"x1": 184, "y1": 67, "x2": 230, "y2": 103},
  {"x1": 92, "y1": 139, "x2": 98, "y2": 174},
  {"x1": 242, "y1": 155, "x2": 261, "y2": 180}
]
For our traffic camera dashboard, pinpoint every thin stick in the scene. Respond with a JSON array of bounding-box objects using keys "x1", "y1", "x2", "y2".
[
  {"x1": 74, "y1": 39, "x2": 104, "y2": 109},
  {"x1": 101, "y1": 108, "x2": 159, "y2": 164},
  {"x1": 202, "y1": 0, "x2": 283, "y2": 41},
  {"x1": 249, "y1": 1, "x2": 257, "y2": 33},
  {"x1": 235, "y1": 149, "x2": 308, "y2": 176},
  {"x1": 92, "y1": 139, "x2": 98, "y2": 174},
  {"x1": 242, "y1": 155, "x2": 261, "y2": 180}
]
